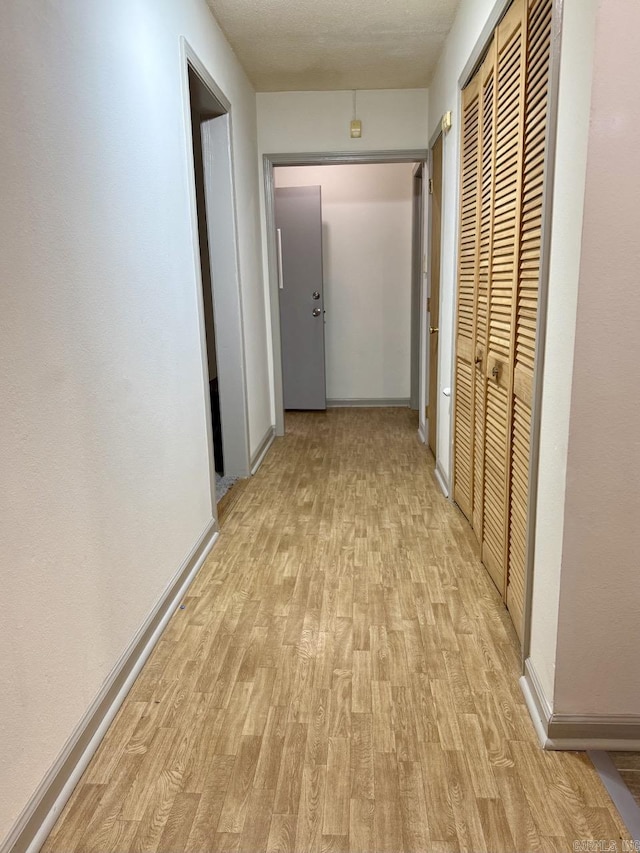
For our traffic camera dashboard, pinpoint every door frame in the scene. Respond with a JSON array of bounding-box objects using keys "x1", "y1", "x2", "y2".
[
  {"x1": 263, "y1": 150, "x2": 428, "y2": 436},
  {"x1": 426, "y1": 128, "x2": 444, "y2": 471},
  {"x1": 180, "y1": 38, "x2": 251, "y2": 522},
  {"x1": 410, "y1": 162, "x2": 425, "y2": 413}
]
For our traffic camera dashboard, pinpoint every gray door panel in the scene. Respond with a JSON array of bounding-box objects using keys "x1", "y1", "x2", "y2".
[{"x1": 275, "y1": 186, "x2": 326, "y2": 410}]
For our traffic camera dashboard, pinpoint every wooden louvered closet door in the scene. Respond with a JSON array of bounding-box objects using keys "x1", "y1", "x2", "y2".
[
  {"x1": 453, "y1": 75, "x2": 481, "y2": 521},
  {"x1": 506, "y1": 0, "x2": 553, "y2": 638},
  {"x1": 472, "y1": 43, "x2": 498, "y2": 543},
  {"x1": 482, "y1": 0, "x2": 526, "y2": 594},
  {"x1": 452, "y1": 0, "x2": 552, "y2": 641}
]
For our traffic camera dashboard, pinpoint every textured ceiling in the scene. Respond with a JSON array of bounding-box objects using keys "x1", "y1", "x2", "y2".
[{"x1": 206, "y1": 0, "x2": 461, "y2": 92}]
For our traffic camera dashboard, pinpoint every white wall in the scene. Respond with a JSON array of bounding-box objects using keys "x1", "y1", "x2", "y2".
[
  {"x1": 0, "y1": 0, "x2": 268, "y2": 843},
  {"x1": 550, "y1": 0, "x2": 640, "y2": 718},
  {"x1": 527, "y1": 0, "x2": 599, "y2": 707},
  {"x1": 275, "y1": 164, "x2": 415, "y2": 402},
  {"x1": 257, "y1": 89, "x2": 429, "y2": 155}
]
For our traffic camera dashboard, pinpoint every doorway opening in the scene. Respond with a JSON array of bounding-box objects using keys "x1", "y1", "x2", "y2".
[
  {"x1": 265, "y1": 153, "x2": 428, "y2": 435},
  {"x1": 183, "y1": 42, "x2": 251, "y2": 514},
  {"x1": 188, "y1": 67, "x2": 225, "y2": 482}
]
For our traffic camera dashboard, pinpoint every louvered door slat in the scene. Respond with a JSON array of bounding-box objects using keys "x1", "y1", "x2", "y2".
[
  {"x1": 481, "y1": 0, "x2": 525, "y2": 595},
  {"x1": 453, "y1": 75, "x2": 482, "y2": 520},
  {"x1": 506, "y1": 0, "x2": 553, "y2": 639},
  {"x1": 471, "y1": 45, "x2": 497, "y2": 537}
]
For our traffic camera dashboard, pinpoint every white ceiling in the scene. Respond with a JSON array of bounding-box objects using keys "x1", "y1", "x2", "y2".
[{"x1": 206, "y1": 0, "x2": 461, "y2": 92}]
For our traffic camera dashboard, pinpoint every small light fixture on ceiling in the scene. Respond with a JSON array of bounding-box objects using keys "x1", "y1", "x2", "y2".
[{"x1": 350, "y1": 90, "x2": 362, "y2": 139}]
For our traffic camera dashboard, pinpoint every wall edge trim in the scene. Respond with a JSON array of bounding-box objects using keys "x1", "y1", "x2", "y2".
[
  {"x1": 549, "y1": 717, "x2": 640, "y2": 742},
  {"x1": 434, "y1": 463, "x2": 450, "y2": 498},
  {"x1": 2, "y1": 521, "x2": 219, "y2": 853},
  {"x1": 521, "y1": 657, "x2": 640, "y2": 750},
  {"x1": 326, "y1": 398, "x2": 410, "y2": 408},
  {"x1": 266, "y1": 149, "x2": 429, "y2": 166},
  {"x1": 520, "y1": 659, "x2": 553, "y2": 749},
  {"x1": 250, "y1": 425, "x2": 276, "y2": 475}
]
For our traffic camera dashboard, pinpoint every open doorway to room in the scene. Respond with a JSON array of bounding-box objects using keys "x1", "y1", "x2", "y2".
[
  {"x1": 183, "y1": 44, "x2": 251, "y2": 511},
  {"x1": 188, "y1": 68, "x2": 225, "y2": 481},
  {"x1": 266, "y1": 155, "x2": 428, "y2": 432}
]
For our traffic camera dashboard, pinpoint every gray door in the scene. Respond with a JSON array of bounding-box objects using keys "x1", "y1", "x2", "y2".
[{"x1": 275, "y1": 186, "x2": 326, "y2": 410}]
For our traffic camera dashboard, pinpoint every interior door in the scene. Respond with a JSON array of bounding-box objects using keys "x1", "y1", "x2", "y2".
[
  {"x1": 453, "y1": 76, "x2": 482, "y2": 521},
  {"x1": 428, "y1": 136, "x2": 443, "y2": 456},
  {"x1": 481, "y1": 0, "x2": 525, "y2": 594},
  {"x1": 506, "y1": 0, "x2": 553, "y2": 639},
  {"x1": 275, "y1": 186, "x2": 327, "y2": 410}
]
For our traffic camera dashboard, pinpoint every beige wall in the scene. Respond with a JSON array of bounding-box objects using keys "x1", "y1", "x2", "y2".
[
  {"x1": 0, "y1": 0, "x2": 266, "y2": 842},
  {"x1": 274, "y1": 163, "x2": 415, "y2": 402},
  {"x1": 551, "y1": 0, "x2": 640, "y2": 717}
]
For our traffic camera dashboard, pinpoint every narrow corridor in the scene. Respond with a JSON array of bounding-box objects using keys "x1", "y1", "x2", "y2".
[{"x1": 44, "y1": 409, "x2": 629, "y2": 852}]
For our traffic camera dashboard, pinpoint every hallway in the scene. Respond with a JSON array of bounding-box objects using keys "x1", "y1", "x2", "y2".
[{"x1": 44, "y1": 409, "x2": 628, "y2": 852}]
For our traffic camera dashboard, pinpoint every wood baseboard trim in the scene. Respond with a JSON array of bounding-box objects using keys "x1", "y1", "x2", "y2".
[
  {"x1": 2, "y1": 521, "x2": 219, "y2": 853},
  {"x1": 326, "y1": 398, "x2": 411, "y2": 408},
  {"x1": 521, "y1": 657, "x2": 640, "y2": 751},
  {"x1": 250, "y1": 426, "x2": 276, "y2": 475}
]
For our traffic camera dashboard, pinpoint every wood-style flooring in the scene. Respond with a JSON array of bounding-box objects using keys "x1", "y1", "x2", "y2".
[{"x1": 43, "y1": 409, "x2": 630, "y2": 852}]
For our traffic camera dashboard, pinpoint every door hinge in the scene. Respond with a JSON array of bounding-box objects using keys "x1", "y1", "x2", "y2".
[
  {"x1": 425, "y1": 405, "x2": 429, "y2": 419},
  {"x1": 427, "y1": 297, "x2": 431, "y2": 313},
  {"x1": 428, "y1": 178, "x2": 434, "y2": 195}
]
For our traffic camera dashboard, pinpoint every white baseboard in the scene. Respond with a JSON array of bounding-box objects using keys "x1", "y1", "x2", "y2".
[
  {"x1": 250, "y1": 425, "x2": 276, "y2": 475},
  {"x1": 521, "y1": 657, "x2": 640, "y2": 751},
  {"x1": 326, "y1": 398, "x2": 410, "y2": 408},
  {"x1": 520, "y1": 661, "x2": 553, "y2": 749},
  {"x1": 434, "y1": 463, "x2": 449, "y2": 498},
  {"x1": 2, "y1": 522, "x2": 219, "y2": 853}
]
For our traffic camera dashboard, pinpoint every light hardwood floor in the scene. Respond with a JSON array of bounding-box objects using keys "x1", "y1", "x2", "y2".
[{"x1": 43, "y1": 409, "x2": 630, "y2": 852}]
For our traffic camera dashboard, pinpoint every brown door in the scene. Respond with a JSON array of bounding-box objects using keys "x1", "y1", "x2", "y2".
[{"x1": 428, "y1": 134, "x2": 443, "y2": 456}]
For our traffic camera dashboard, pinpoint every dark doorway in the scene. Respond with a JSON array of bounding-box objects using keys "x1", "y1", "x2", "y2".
[{"x1": 188, "y1": 67, "x2": 225, "y2": 476}]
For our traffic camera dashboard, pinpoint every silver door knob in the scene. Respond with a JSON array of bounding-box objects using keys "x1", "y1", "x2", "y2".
[
  {"x1": 312, "y1": 291, "x2": 320, "y2": 300},
  {"x1": 312, "y1": 308, "x2": 321, "y2": 317}
]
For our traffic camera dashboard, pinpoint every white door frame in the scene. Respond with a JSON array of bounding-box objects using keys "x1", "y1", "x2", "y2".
[
  {"x1": 180, "y1": 39, "x2": 251, "y2": 525},
  {"x1": 263, "y1": 150, "x2": 429, "y2": 436}
]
